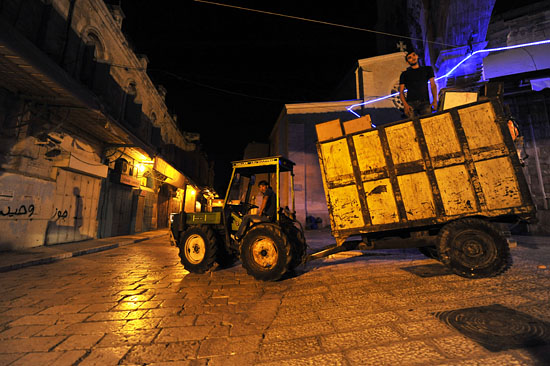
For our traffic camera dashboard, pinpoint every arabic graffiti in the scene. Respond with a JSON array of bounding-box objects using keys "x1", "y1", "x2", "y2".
[
  {"x1": 53, "y1": 208, "x2": 69, "y2": 220},
  {"x1": 0, "y1": 205, "x2": 69, "y2": 220},
  {"x1": 0, "y1": 204, "x2": 34, "y2": 218}
]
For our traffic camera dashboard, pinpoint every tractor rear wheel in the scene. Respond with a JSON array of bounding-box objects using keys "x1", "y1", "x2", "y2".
[
  {"x1": 240, "y1": 223, "x2": 292, "y2": 281},
  {"x1": 437, "y1": 218, "x2": 511, "y2": 278},
  {"x1": 178, "y1": 225, "x2": 217, "y2": 273},
  {"x1": 286, "y1": 225, "x2": 307, "y2": 269}
]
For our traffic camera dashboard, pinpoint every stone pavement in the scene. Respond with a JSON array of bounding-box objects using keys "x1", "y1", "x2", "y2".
[
  {"x1": 0, "y1": 229, "x2": 549, "y2": 365},
  {"x1": 0, "y1": 230, "x2": 169, "y2": 273}
]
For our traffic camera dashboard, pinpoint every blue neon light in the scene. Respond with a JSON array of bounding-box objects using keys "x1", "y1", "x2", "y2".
[{"x1": 346, "y1": 39, "x2": 550, "y2": 117}]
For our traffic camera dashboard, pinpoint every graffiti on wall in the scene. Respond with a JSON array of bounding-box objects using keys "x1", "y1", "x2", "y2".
[
  {"x1": 52, "y1": 208, "x2": 69, "y2": 220},
  {"x1": 0, "y1": 204, "x2": 71, "y2": 220},
  {"x1": 0, "y1": 204, "x2": 35, "y2": 217}
]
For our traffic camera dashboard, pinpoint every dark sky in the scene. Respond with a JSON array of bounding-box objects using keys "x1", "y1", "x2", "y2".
[
  {"x1": 115, "y1": 0, "x2": 536, "y2": 193},
  {"x1": 116, "y1": 0, "x2": 379, "y2": 192}
]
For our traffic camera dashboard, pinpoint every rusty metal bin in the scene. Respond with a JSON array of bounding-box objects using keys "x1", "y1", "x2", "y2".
[{"x1": 315, "y1": 98, "x2": 535, "y2": 277}]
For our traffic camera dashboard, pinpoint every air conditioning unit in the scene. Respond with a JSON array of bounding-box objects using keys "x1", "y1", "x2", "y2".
[{"x1": 114, "y1": 158, "x2": 132, "y2": 175}]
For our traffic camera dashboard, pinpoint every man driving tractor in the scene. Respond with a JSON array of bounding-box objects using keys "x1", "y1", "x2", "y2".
[{"x1": 234, "y1": 180, "x2": 275, "y2": 240}]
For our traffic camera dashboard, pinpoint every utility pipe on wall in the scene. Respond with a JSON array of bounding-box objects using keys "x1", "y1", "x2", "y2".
[{"x1": 528, "y1": 116, "x2": 548, "y2": 210}]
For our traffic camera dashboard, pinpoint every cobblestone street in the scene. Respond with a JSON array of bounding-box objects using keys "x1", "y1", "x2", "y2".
[{"x1": 1, "y1": 230, "x2": 549, "y2": 365}]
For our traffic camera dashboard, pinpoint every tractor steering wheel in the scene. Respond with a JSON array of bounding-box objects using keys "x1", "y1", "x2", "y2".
[{"x1": 238, "y1": 202, "x2": 258, "y2": 215}]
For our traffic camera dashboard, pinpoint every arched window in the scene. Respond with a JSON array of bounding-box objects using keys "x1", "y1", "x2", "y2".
[
  {"x1": 127, "y1": 81, "x2": 137, "y2": 98},
  {"x1": 83, "y1": 31, "x2": 105, "y2": 60}
]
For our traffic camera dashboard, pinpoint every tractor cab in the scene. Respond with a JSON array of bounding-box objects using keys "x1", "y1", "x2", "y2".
[{"x1": 223, "y1": 156, "x2": 297, "y2": 234}]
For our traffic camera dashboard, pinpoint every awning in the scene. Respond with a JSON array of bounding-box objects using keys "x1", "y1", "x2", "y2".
[
  {"x1": 531, "y1": 77, "x2": 550, "y2": 91},
  {"x1": 53, "y1": 153, "x2": 108, "y2": 179},
  {"x1": 483, "y1": 43, "x2": 550, "y2": 79},
  {"x1": 154, "y1": 157, "x2": 186, "y2": 189}
]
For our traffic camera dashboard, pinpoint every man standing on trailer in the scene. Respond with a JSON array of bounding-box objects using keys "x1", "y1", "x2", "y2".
[{"x1": 399, "y1": 50, "x2": 438, "y2": 118}]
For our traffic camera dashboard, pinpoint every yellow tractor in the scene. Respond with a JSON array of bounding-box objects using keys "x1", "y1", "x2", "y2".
[{"x1": 170, "y1": 156, "x2": 306, "y2": 281}]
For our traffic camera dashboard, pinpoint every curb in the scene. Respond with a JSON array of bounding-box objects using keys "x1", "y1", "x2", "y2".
[{"x1": 0, "y1": 232, "x2": 168, "y2": 273}]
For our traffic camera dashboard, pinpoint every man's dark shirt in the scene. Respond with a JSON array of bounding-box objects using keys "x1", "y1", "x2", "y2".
[
  {"x1": 399, "y1": 66, "x2": 434, "y2": 103},
  {"x1": 262, "y1": 188, "x2": 276, "y2": 219}
]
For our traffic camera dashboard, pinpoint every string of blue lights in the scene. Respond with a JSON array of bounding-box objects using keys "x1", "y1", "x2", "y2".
[{"x1": 346, "y1": 39, "x2": 550, "y2": 118}]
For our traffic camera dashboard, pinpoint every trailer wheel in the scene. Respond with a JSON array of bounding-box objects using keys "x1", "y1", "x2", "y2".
[
  {"x1": 178, "y1": 225, "x2": 217, "y2": 273},
  {"x1": 437, "y1": 218, "x2": 511, "y2": 278},
  {"x1": 240, "y1": 223, "x2": 292, "y2": 281}
]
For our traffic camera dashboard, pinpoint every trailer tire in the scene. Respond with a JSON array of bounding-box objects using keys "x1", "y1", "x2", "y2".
[
  {"x1": 178, "y1": 225, "x2": 217, "y2": 274},
  {"x1": 437, "y1": 218, "x2": 511, "y2": 278},
  {"x1": 240, "y1": 223, "x2": 292, "y2": 281}
]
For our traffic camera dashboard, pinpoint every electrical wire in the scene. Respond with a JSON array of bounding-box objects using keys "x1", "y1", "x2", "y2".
[
  {"x1": 154, "y1": 70, "x2": 302, "y2": 103},
  {"x1": 193, "y1": 0, "x2": 459, "y2": 48},
  {"x1": 346, "y1": 38, "x2": 550, "y2": 116},
  {"x1": 65, "y1": 150, "x2": 108, "y2": 166}
]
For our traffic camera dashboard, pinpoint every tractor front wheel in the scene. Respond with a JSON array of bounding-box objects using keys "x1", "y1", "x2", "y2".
[
  {"x1": 240, "y1": 223, "x2": 292, "y2": 281},
  {"x1": 178, "y1": 226, "x2": 217, "y2": 273}
]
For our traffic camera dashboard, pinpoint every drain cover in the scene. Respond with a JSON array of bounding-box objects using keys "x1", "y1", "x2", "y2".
[{"x1": 434, "y1": 304, "x2": 550, "y2": 351}]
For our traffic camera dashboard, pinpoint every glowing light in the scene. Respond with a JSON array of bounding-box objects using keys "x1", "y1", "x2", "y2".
[
  {"x1": 346, "y1": 39, "x2": 550, "y2": 116},
  {"x1": 136, "y1": 163, "x2": 146, "y2": 175}
]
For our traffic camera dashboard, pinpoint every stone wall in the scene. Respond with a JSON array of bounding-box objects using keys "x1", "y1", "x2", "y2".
[
  {"x1": 486, "y1": 1, "x2": 550, "y2": 234},
  {"x1": 506, "y1": 91, "x2": 550, "y2": 234}
]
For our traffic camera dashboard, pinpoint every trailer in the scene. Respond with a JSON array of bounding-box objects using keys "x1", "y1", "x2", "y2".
[{"x1": 315, "y1": 95, "x2": 536, "y2": 278}]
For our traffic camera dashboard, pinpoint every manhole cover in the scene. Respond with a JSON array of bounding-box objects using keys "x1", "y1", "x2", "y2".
[
  {"x1": 401, "y1": 263, "x2": 453, "y2": 277},
  {"x1": 434, "y1": 304, "x2": 550, "y2": 351}
]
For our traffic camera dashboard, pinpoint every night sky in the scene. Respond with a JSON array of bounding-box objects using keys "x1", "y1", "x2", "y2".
[
  {"x1": 115, "y1": 0, "x2": 533, "y2": 193},
  {"x1": 116, "y1": 0, "x2": 379, "y2": 192}
]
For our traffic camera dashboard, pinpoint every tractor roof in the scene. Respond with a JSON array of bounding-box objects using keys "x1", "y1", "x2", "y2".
[{"x1": 231, "y1": 156, "x2": 295, "y2": 176}]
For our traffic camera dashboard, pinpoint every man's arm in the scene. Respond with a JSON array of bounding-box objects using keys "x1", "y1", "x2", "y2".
[
  {"x1": 258, "y1": 195, "x2": 267, "y2": 216},
  {"x1": 429, "y1": 77, "x2": 438, "y2": 110},
  {"x1": 399, "y1": 83, "x2": 413, "y2": 117}
]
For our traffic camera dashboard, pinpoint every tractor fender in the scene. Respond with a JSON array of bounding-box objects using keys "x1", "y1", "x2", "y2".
[{"x1": 170, "y1": 212, "x2": 187, "y2": 242}]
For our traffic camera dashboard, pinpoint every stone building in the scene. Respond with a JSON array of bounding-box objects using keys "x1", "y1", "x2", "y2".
[
  {"x1": 483, "y1": 1, "x2": 550, "y2": 233},
  {"x1": 270, "y1": 52, "x2": 410, "y2": 228},
  {"x1": 0, "y1": 0, "x2": 213, "y2": 250}
]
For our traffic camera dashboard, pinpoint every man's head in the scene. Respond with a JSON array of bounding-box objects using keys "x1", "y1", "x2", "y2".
[
  {"x1": 405, "y1": 51, "x2": 419, "y2": 66},
  {"x1": 258, "y1": 180, "x2": 269, "y2": 193}
]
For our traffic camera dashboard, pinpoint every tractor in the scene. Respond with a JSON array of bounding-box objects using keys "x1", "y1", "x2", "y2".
[{"x1": 170, "y1": 156, "x2": 307, "y2": 281}]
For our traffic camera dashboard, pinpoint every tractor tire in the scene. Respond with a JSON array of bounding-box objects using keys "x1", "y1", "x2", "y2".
[
  {"x1": 418, "y1": 245, "x2": 439, "y2": 260},
  {"x1": 240, "y1": 223, "x2": 292, "y2": 281},
  {"x1": 178, "y1": 225, "x2": 217, "y2": 274},
  {"x1": 286, "y1": 225, "x2": 307, "y2": 269},
  {"x1": 437, "y1": 218, "x2": 511, "y2": 278}
]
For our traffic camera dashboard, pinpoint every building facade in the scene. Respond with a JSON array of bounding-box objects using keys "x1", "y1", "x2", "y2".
[
  {"x1": 0, "y1": 0, "x2": 213, "y2": 250},
  {"x1": 270, "y1": 54, "x2": 409, "y2": 228},
  {"x1": 483, "y1": 2, "x2": 550, "y2": 234}
]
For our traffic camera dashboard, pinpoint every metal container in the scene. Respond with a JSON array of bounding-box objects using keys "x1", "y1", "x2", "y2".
[{"x1": 316, "y1": 98, "x2": 535, "y2": 246}]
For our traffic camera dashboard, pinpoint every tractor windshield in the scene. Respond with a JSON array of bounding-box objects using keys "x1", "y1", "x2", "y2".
[{"x1": 226, "y1": 173, "x2": 257, "y2": 206}]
